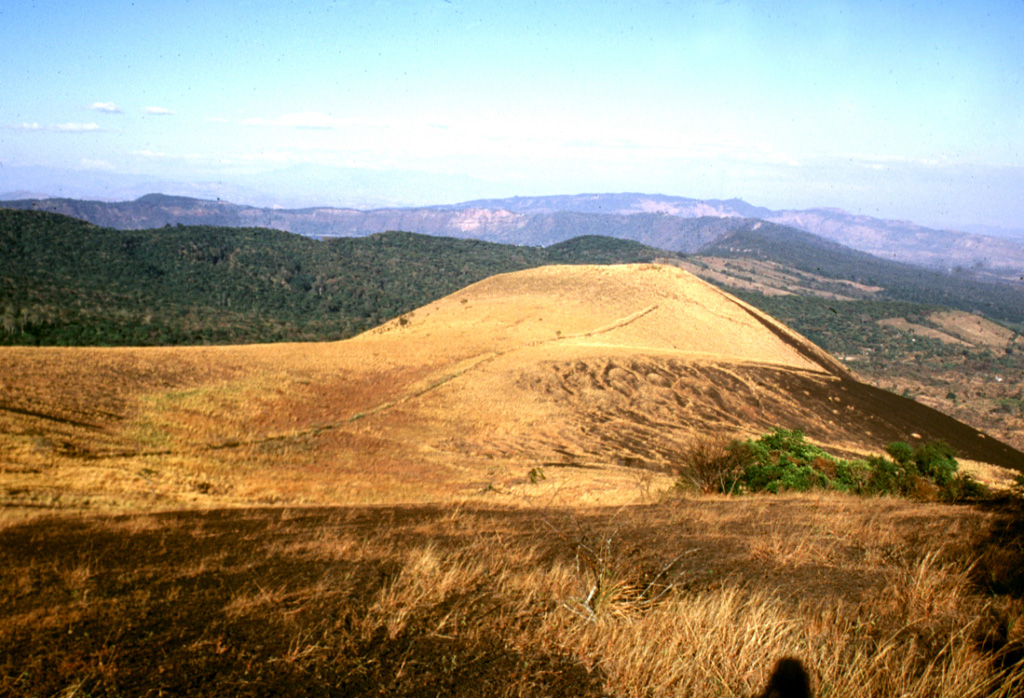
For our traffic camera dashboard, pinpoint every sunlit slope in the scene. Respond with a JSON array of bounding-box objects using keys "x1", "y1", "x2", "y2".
[
  {"x1": 356, "y1": 263, "x2": 841, "y2": 370},
  {"x1": 359, "y1": 264, "x2": 1019, "y2": 471},
  {"x1": 1, "y1": 264, "x2": 1020, "y2": 515}
]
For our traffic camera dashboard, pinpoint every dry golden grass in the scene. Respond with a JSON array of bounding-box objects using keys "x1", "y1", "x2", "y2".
[
  {"x1": 3, "y1": 493, "x2": 1024, "y2": 696},
  {"x1": 0, "y1": 265, "x2": 817, "y2": 519},
  {"x1": 3, "y1": 264, "x2": 1024, "y2": 693},
  {"x1": 929, "y1": 310, "x2": 1024, "y2": 350},
  {"x1": 960, "y1": 459, "x2": 1022, "y2": 492},
  {"x1": 2, "y1": 264, "x2": 1019, "y2": 524}
]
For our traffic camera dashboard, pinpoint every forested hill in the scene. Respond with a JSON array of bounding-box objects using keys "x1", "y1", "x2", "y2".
[{"x1": 0, "y1": 209, "x2": 675, "y2": 346}]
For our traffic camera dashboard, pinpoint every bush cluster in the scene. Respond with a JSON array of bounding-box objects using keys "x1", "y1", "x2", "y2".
[{"x1": 677, "y1": 428, "x2": 987, "y2": 501}]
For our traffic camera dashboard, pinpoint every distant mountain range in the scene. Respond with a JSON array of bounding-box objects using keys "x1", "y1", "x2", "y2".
[{"x1": 3, "y1": 192, "x2": 1023, "y2": 284}]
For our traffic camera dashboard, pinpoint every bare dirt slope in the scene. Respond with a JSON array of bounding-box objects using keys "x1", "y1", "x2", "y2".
[{"x1": 2, "y1": 263, "x2": 1021, "y2": 516}]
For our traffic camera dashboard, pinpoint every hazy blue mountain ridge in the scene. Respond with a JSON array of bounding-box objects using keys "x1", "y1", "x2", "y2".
[{"x1": 4, "y1": 192, "x2": 1022, "y2": 283}]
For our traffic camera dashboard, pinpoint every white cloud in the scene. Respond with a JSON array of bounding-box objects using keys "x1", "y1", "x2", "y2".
[
  {"x1": 235, "y1": 150, "x2": 303, "y2": 163},
  {"x1": 54, "y1": 122, "x2": 102, "y2": 132},
  {"x1": 144, "y1": 106, "x2": 175, "y2": 115},
  {"x1": 8, "y1": 121, "x2": 103, "y2": 132},
  {"x1": 89, "y1": 102, "x2": 122, "y2": 113}
]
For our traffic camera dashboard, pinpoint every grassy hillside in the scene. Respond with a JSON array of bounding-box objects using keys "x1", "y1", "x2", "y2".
[
  {"x1": 5, "y1": 207, "x2": 1022, "y2": 452},
  {"x1": 0, "y1": 210, "x2": 671, "y2": 346},
  {"x1": 3, "y1": 263, "x2": 1018, "y2": 521}
]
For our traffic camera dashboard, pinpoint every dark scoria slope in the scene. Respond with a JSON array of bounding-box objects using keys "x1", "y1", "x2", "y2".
[{"x1": 537, "y1": 355, "x2": 1024, "y2": 472}]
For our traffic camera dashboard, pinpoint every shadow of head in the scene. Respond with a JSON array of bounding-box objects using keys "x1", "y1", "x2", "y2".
[{"x1": 757, "y1": 657, "x2": 811, "y2": 698}]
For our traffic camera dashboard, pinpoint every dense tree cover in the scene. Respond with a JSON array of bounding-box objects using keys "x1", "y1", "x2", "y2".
[
  {"x1": 729, "y1": 293, "x2": 942, "y2": 358},
  {"x1": 0, "y1": 210, "x2": 672, "y2": 346},
  {"x1": 732, "y1": 291, "x2": 1024, "y2": 377}
]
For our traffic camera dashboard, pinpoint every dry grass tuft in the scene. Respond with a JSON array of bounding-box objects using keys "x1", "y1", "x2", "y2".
[{"x1": 675, "y1": 432, "x2": 746, "y2": 494}]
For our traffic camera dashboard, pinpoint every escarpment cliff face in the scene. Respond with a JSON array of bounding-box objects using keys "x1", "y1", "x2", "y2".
[{"x1": 2, "y1": 263, "x2": 1021, "y2": 513}]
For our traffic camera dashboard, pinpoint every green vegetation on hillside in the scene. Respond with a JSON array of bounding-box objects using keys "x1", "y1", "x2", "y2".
[
  {"x1": 731, "y1": 293, "x2": 941, "y2": 357},
  {"x1": 701, "y1": 223, "x2": 1024, "y2": 326},
  {"x1": 0, "y1": 210, "x2": 671, "y2": 346},
  {"x1": 732, "y1": 292, "x2": 1024, "y2": 379}
]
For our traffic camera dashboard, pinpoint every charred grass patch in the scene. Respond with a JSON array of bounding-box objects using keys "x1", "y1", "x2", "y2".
[{"x1": 3, "y1": 496, "x2": 1024, "y2": 697}]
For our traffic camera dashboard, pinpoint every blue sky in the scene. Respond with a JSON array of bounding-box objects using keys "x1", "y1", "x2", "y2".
[{"x1": 1, "y1": 0, "x2": 1022, "y2": 229}]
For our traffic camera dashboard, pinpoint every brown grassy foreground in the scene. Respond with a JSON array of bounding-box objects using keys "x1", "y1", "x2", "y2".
[{"x1": 3, "y1": 492, "x2": 1024, "y2": 697}]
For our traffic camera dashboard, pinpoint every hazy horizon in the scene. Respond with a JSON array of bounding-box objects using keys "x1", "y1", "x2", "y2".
[{"x1": 3, "y1": 0, "x2": 1022, "y2": 231}]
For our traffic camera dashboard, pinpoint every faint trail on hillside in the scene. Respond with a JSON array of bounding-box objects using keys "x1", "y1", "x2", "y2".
[
  {"x1": 567, "y1": 304, "x2": 660, "y2": 339},
  {"x1": 341, "y1": 304, "x2": 661, "y2": 424},
  {"x1": 219, "y1": 304, "x2": 662, "y2": 448},
  {"x1": 75, "y1": 304, "x2": 663, "y2": 458},
  {"x1": 0, "y1": 405, "x2": 105, "y2": 431}
]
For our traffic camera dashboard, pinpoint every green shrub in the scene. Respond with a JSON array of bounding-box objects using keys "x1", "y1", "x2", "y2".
[
  {"x1": 691, "y1": 428, "x2": 985, "y2": 502},
  {"x1": 740, "y1": 461, "x2": 785, "y2": 493},
  {"x1": 832, "y1": 459, "x2": 874, "y2": 493},
  {"x1": 733, "y1": 428, "x2": 838, "y2": 494},
  {"x1": 754, "y1": 428, "x2": 822, "y2": 463},
  {"x1": 942, "y1": 472, "x2": 989, "y2": 502},
  {"x1": 911, "y1": 440, "x2": 958, "y2": 486},
  {"x1": 776, "y1": 463, "x2": 829, "y2": 493},
  {"x1": 885, "y1": 441, "x2": 914, "y2": 467},
  {"x1": 865, "y1": 455, "x2": 912, "y2": 495}
]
